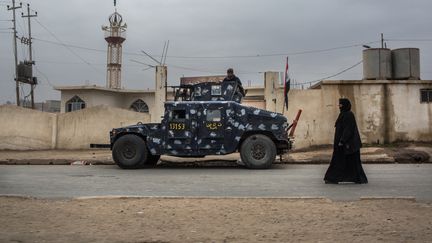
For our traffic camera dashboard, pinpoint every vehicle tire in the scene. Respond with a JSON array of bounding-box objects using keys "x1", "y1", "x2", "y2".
[
  {"x1": 240, "y1": 134, "x2": 276, "y2": 169},
  {"x1": 142, "y1": 154, "x2": 160, "y2": 168},
  {"x1": 112, "y1": 134, "x2": 148, "y2": 169}
]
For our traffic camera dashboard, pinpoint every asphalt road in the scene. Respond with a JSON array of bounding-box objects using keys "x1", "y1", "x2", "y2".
[{"x1": 0, "y1": 164, "x2": 431, "y2": 201}]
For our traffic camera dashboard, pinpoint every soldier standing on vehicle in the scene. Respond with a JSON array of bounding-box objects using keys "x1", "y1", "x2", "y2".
[{"x1": 223, "y1": 68, "x2": 245, "y2": 95}]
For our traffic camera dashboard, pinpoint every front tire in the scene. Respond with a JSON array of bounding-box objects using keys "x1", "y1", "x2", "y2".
[
  {"x1": 112, "y1": 134, "x2": 148, "y2": 169},
  {"x1": 240, "y1": 134, "x2": 276, "y2": 169}
]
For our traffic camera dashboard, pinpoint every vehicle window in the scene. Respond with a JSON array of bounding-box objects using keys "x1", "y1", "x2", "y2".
[
  {"x1": 211, "y1": 85, "x2": 221, "y2": 96},
  {"x1": 207, "y1": 109, "x2": 221, "y2": 122},
  {"x1": 194, "y1": 87, "x2": 202, "y2": 97},
  {"x1": 172, "y1": 110, "x2": 186, "y2": 120}
]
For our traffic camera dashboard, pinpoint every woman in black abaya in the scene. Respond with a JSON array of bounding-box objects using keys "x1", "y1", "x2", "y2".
[{"x1": 324, "y1": 98, "x2": 368, "y2": 184}]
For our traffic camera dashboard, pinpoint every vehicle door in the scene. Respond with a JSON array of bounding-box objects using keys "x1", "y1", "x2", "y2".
[
  {"x1": 165, "y1": 103, "x2": 195, "y2": 155},
  {"x1": 197, "y1": 103, "x2": 226, "y2": 154}
]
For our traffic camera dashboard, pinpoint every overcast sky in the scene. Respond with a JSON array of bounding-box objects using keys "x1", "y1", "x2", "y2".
[{"x1": 1, "y1": 0, "x2": 432, "y2": 103}]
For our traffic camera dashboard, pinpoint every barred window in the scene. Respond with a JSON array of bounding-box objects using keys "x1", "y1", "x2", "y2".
[
  {"x1": 420, "y1": 89, "x2": 432, "y2": 103},
  {"x1": 130, "y1": 99, "x2": 149, "y2": 113},
  {"x1": 66, "y1": 96, "x2": 85, "y2": 112}
]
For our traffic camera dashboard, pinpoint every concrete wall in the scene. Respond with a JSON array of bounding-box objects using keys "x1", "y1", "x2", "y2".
[
  {"x1": 0, "y1": 105, "x2": 150, "y2": 150},
  {"x1": 243, "y1": 100, "x2": 266, "y2": 109},
  {"x1": 60, "y1": 89, "x2": 155, "y2": 116},
  {"x1": 279, "y1": 80, "x2": 432, "y2": 149},
  {"x1": 2, "y1": 80, "x2": 431, "y2": 150},
  {"x1": 264, "y1": 72, "x2": 280, "y2": 112},
  {"x1": 282, "y1": 89, "x2": 329, "y2": 148},
  {"x1": 56, "y1": 105, "x2": 150, "y2": 149},
  {"x1": 387, "y1": 83, "x2": 432, "y2": 142},
  {"x1": 60, "y1": 90, "x2": 122, "y2": 113},
  {"x1": 121, "y1": 93, "x2": 155, "y2": 120},
  {"x1": 0, "y1": 105, "x2": 56, "y2": 150},
  {"x1": 153, "y1": 66, "x2": 167, "y2": 123}
]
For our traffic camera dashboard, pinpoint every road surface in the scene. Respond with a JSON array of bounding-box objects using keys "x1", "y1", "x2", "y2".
[{"x1": 0, "y1": 164, "x2": 431, "y2": 201}]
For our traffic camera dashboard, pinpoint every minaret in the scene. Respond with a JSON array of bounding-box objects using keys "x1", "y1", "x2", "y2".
[{"x1": 102, "y1": 5, "x2": 126, "y2": 89}]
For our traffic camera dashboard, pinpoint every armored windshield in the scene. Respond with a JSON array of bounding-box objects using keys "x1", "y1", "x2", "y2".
[{"x1": 173, "y1": 81, "x2": 245, "y2": 103}]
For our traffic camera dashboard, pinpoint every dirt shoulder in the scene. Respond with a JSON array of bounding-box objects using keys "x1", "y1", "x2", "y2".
[
  {"x1": 0, "y1": 143, "x2": 430, "y2": 165},
  {"x1": 0, "y1": 197, "x2": 431, "y2": 242}
]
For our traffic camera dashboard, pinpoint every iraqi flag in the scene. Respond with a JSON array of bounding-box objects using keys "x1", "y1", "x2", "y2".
[{"x1": 284, "y1": 56, "x2": 290, "y2": 109}]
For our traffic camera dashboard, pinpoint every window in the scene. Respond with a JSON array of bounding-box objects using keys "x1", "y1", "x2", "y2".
[
  {"x1": 66, "y1": 96, "x2": 85, "y2": 112},
  {"x1": 420, "y1": 89, "x2": 432, "y2": 103},
  {"x1": 206, "y1": 109, "x2": 221, "y2": 122},
  {"x1": 172, "y1": 110, "x2": 186, "y2": 120},
  {"x1": 194, "y1": 87, "x2": 202, "y2": 97},
  {"x1": 211, "y1": 85, "x2": 222, "y2": 96},
  {"x1": 130, "y1": 99, "x2": 149, "y2": 113}
]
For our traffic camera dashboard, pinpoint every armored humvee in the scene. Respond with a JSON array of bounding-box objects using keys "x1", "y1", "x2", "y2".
[{"x1": 110, "y1": 80, "x2": 292, "y2": 169}]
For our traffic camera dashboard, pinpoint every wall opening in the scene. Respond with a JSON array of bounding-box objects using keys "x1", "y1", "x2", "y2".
[
  {"x1": 66, "y1": 96, "x2": 86, "y2": 112},
  {"x1": 420, "y1": 89, "x2": 432, "y2": 103},
  {"x1": 130, "y1": 99, "x2": 149, "y2": 113}
]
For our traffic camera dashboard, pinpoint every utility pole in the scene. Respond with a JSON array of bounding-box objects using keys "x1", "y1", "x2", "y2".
[
  {"x1": 22, "y1": 3, "x2": 37, "y2": 109},
  {"x1": 381, "y1": 33, "x2": 384, "y2": 48},
  {"x1": 7, "y1": 0, "x2": 22, "y2": 106}
]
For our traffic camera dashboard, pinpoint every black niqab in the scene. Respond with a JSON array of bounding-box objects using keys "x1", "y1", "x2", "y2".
[{"x1": 324, "y1": 98, "x2": 368, "y2": 184}]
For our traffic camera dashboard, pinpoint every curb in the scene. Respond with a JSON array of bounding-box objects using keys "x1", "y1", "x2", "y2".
[
  {"x1": 73, "y1": 196, "x2": 332, "y2": 201},
  {"x1": 0, "y1": 160, "x2": 114, "y2": 165},
  {"x1": 0, "y1": 194, "x2": 421, "y2": 202},
  {"x1": 1, "y1": 160, "x2": 430, "y2": 165},
  {"x1": 360, "y1": 196, "x2": 416, "y2": 202}
]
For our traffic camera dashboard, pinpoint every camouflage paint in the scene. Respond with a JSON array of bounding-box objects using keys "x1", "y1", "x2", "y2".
[{"x1": 110, "y1": 82, "x2": 291, "y2": 157}]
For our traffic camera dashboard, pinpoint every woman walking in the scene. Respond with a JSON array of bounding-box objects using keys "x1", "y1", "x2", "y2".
[{"x1": 324, "y1": 98, "x2": 368, "y2": 184}]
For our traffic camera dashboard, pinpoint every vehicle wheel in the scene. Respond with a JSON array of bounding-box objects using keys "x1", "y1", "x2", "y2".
[
  {"x1": 112, "y1": 134, "x2": 148, "y2": 169},
  {"x1": 142, "y1": 154, "x2": 160, "y2": 168},
  {"x1": 240, "y1": 134, "x2": 276, "y2": 169}
]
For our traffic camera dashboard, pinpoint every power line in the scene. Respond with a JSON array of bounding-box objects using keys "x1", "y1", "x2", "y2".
[
  {"x1": 293, "y1": 60, "x2": 363, "y2": 87},
  {"x1": 33, "y1": 37, "x2": 106, "y2": 53},
  {"x1": 34, "y1": 66, "x2": 54, "y2": 88},
  {"x1": 386, "y1": 38, "x2": 432, "y2": 42},
  {"x1": 32, "y1": 37, "x2": 380, "y2": 59},
  {"x1": 33, "y1": 18, "x2": 104, "y2": 77},
  {"x1": 166, "y1": 64, "x2": 223, "y2": 74}
]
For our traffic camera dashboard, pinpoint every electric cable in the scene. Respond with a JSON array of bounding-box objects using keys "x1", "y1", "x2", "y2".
[
  {"x1": 293, "y1": 60, "x2": 363, "y2": 87},
  {"x1": 34, "y1": 66, "x2": 55, "y2": 88},
  {"x1": 32, "y1": 37, "x2": 380, "y2": 59},
  {"x1": 386, "y1": 38, "x2": 432, "y2": 42},
  {"x1": 34, "y1": 18, "x2": 104, "y2": 77}
]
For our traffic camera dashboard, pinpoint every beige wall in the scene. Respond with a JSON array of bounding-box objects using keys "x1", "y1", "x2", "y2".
[
  {"x1": 387, "y1": 84, "x2": 432, "y2": 142},
  {"x1": 243, "y1": 100, "x2": 266, "y2": 109},
  {"x1": 2, "y1": 80, "x2": 431, "y2": 150},
  {"x1": 264, "y1": 72, "x2": 282, "y2": 112},
  {"x1": 278, "y1": 89, "x2": 329, "y2": 148},
  {"x1": 121, "y1": 93, "x2": 155, "y2": 120},
  {"x1": 0, "y1": 105, "x2": 150, "y2": 150},
  {"x1": 153, "y1": 66, "x2": 167, "y2": 123},
  {"x1": 60, "y1": 90, "x2": 122, "y2": 113},
  {"x1": 0, "y1": 105, "x2": 56, "y2": 150},
  {"x1": 56, "y1": 105, "x2": 150, "y2": 149},
  {"x1": 278, "y1": 81, "x2": 432, "y2": 149},
  {"x1": 60, "y1": 89, "x2": 155, "y2": 120}
]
